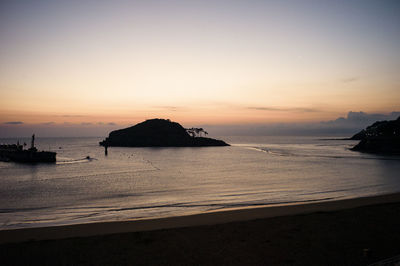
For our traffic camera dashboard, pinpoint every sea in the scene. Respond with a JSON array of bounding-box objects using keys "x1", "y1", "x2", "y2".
[{"x1": 1, "y1": 136, "x2": 400, "y2": 230}]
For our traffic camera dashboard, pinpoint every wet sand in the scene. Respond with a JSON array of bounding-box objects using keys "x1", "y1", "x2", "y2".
[{"x1": 1, "y1": 193, "x2": 400, "y2": 265}]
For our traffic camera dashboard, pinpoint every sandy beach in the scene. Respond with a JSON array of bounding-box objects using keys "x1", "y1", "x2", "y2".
[
  {"x1": 2, "y1": 192, "x2": 400, "y2": 265},
  {"x1": 2, "y1": 192, "x2": 400, "y2": 244}
]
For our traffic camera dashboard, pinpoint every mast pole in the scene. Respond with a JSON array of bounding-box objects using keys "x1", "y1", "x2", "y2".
[{"x1": 31, "y1": 134, "x2": 35, "y2": 149}]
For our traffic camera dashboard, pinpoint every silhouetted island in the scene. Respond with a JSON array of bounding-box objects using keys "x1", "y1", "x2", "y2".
[
  {"x1": 99, "y1": 119, "x2": 229, "y2": 147},
  {"x1": 351, "y1": 116, "x2": 400, "y2": 154}
]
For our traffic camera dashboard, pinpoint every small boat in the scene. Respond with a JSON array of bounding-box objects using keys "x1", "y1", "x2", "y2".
[{"x1": 0, "y1": 134, "x2": 56, "y2": 163}]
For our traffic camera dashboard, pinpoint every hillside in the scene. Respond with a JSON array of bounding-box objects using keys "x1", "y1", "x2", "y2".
[
  {"x1": 99, "y1": 119, "x2": 229, "y2": 147},
  {"x1": 351, "y1": 117, "x2": 400, "y2": 154}
]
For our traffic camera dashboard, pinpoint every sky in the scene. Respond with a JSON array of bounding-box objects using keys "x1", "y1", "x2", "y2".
[{"x1": 0, "y1": 0, "x2": 399, "y2": 137}]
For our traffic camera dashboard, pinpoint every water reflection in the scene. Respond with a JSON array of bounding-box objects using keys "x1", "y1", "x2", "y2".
[{"x1": 1, "y1": 137, "x2": 400, "y2": 230}]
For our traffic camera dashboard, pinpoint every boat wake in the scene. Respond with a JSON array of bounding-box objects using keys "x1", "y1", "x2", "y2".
[{"x1": 56, "y1": 156, "x2": 96, "y2": 165}]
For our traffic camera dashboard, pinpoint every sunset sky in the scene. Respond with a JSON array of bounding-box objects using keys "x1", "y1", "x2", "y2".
[{"x1": 1, "y1": 0, "x2": 399, "y2": 135}]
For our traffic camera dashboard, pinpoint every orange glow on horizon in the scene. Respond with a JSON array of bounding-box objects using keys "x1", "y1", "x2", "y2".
[
  {"x1": 0, "y1": 104, "x2": 396, "y2": 128},
  {"x1": 0, "y1": 1, "x2": 399, "y2": 131}
]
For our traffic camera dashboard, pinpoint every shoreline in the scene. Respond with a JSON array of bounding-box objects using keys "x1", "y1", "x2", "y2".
[{"x1": 2, "y1": 192, "x2": 400, "y2": 244}]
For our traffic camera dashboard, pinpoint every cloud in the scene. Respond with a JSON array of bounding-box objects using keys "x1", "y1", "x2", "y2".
[
  {"x1": 341, "y1": 77, "x2": 359, "y2": 83},
  {"x1": 81, "y1": 122, "x2": 92, "y2": 126},
  {"x1": 97, "y1": 122, "x2": 117, "y2": 126},
  {"x1": 60, "y1": 115, "x2": 85, "y2": 117},
  {"x1": 247, "y1": 106, "x2": 319, "y2": 113},
  {"x1": 199, "y1": 111, "x2": 400, "y2": 136},
  {"x1": 153, "y1": 106, "x2": 181, "y2": 112},
  {"x1": 41, "y1": 122, "x2": 55, "y2": 125},
  {"x1": 321, "y1": 111, "x2": 400, "y2": 127},
  {"x1": 4, "y1": 121, "x2": 23, "y2": 125}
]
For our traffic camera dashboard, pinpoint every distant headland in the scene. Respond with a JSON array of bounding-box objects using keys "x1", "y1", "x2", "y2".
[
  {"x1": 351, "y1": 116, "x2": 400, "y2": 154},
  {"x1": 99, "y1": 119, "x2": 229, "y2": 147}
]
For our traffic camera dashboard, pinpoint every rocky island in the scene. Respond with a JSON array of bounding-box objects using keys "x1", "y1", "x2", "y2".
[
  {"x1": 100, "y1": 119, "x2": 229, "y2": 147},
  {"x1": 351, "y1": 116, "x2": 400, "y2": 154}
]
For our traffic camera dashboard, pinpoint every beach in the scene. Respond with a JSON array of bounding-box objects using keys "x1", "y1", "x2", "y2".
[{"x1": 2, "y1": 192, "x2": 400, "y2": 265}]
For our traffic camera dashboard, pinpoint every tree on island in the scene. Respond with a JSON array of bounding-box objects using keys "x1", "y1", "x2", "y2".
[{"x1": 186, "y1": 127, "x2": 208, "y2": 138}]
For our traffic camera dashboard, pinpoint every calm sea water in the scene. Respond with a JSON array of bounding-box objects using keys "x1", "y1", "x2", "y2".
[{"x1": 1, "y1": 136, "x2": 400, "y2": 230}]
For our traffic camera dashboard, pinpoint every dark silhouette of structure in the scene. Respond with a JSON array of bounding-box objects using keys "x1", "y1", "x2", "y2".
[{"x1": 0, "y1": 134, "x2": 56, "y2": 163}]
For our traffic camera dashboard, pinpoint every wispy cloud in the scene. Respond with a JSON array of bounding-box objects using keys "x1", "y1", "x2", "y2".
[
  {"x1": 41, "y1": 122, "x2": 55, "y2": 125},
  {"x1": 246, "y1": 106, "x2": 319, "y2": 113},
  {"x1": 60, "y1": 115, "x2": 86, "y2": 118},
  {"x1": 341, "y1": 77, "x2": 359, "y2": 83},
  {"x1": 153, "y1": 106, "x2": 182, "y2": 112},
  {"x1": 97, "y1": 122, "x2": 117, "y2": 126},
  {"x1": 4, "y1": 121, "x2": 23, "y2": 125}
]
